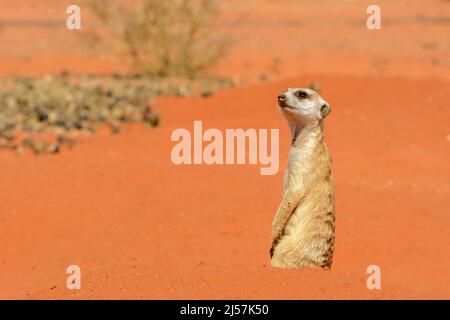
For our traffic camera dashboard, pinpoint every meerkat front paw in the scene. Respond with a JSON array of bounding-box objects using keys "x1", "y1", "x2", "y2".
[{"x1": 270, "y1": 230, "x2": 283, "y2": 257}]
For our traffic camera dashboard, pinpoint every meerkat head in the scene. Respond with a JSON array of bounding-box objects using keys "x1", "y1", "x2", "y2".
[{"x1": 277, "y1": 88, "x2": 331, "y2": 124}]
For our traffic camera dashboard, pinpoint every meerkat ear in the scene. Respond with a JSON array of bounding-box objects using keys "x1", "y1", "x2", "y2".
[{"x1": 321, "y1": 103, "x2": 331, "y2": 119}]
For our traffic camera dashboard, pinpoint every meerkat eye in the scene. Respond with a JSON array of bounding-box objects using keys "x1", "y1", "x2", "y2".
[{"x1": 296, "y1": 90, "x2": 308, "y2": 99}]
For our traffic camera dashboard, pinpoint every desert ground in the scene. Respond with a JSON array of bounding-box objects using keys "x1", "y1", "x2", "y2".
[{"x1": 0, "y1": 0, "x2": 449, "y2": 299}]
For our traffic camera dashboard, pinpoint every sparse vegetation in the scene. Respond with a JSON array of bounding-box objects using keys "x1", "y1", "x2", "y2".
[
  {"x1": 87, "y1": 0, "x2": 229, "y2": 78},
  {"x1": 0, "y1": 1, "x2": 232, "y2": 155},
  {"x1": 0, "y1": 75, "x2": 233, "y2": 155}
]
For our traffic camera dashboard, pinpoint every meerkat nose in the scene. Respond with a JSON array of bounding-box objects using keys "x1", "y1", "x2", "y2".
[{"x1": 278, "y1": 94, "x2": 286, "y2": 101}]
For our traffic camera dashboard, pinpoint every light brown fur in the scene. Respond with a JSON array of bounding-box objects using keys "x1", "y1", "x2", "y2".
[{"x1": 270, "y1": 88, "x2": 335, "y2": 269}]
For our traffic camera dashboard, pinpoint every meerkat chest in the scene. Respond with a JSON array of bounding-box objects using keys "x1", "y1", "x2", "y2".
[{"x1": 284, "y1": 137, "x2": 317, "y2": 191}]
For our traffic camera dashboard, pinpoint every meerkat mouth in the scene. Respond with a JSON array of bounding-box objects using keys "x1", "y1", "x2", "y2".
[{"x1": 279, "y1": 103, "x2": 296, "y2": 110}]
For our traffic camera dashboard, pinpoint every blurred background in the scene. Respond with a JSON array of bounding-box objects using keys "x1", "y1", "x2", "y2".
[{"x1": 0, "y1": 0, "x2": 449, "y2": 80}]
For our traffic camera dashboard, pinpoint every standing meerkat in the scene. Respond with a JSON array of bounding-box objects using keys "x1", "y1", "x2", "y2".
[{"x1": 270, "y1": 88, "x2": 335, "y2": 269}]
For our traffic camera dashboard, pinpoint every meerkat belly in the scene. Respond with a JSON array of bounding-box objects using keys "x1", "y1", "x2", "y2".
[{"x1": 277, "y1": 184, "x2": 335, "y2": 267}]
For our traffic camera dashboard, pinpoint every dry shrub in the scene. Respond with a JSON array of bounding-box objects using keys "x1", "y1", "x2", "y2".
[{"x1": 88, "y1": 0, "x2": 229, "y2": 78}]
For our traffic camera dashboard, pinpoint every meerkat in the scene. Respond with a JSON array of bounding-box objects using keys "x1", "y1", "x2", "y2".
[{"x1": 270, "y1": 88, "x2": 335, "y2": 269}]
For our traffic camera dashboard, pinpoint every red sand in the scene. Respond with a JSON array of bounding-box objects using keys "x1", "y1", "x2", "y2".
[
  {"x1": 0, "y1": 0, "x2": 449, "y2": 299},
  {"x1": 0, "y1": 74, "x2": 449, "y2": 299}
]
